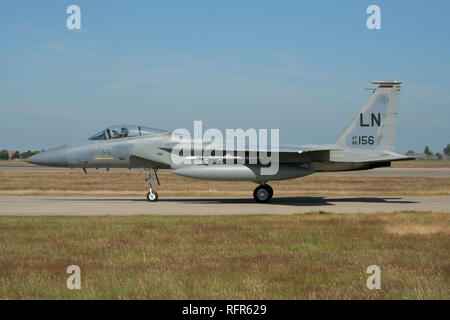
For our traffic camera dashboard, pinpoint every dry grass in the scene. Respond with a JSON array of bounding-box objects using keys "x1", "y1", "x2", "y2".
[
  {"x1": 0, "y1": 170, "x2": 448, "y2": 196},
  {"x1": 0, "y1": 161, "x2": 35, "y2": 166},
  {"x1": 385, "y1": 224, "x2": 449, "y2": 236},
  {"x1": 0, "y1": 212, "x2": 448, "y2": 299},
  {"x1": 391, "y1": 160, "x2": 450, "y2": 168}
]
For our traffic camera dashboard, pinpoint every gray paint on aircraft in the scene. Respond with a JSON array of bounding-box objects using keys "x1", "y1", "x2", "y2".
[{"x1": 26, "y1": 81, "x2": 413, "y2": 202}]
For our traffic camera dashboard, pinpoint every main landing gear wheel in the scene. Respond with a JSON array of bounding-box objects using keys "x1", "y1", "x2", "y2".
[{"x1": 253, "y1": 184, "x2": 273, "y2": 203}]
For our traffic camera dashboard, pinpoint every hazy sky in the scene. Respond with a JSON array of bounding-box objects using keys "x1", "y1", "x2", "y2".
[{"x1": 1, "y1": 1, "x2": 449, "y2": 153}]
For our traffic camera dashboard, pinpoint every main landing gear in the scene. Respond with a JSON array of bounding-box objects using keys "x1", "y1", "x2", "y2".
[
  {"x1": 145, "y1": 169, "x2": 160, "y2": 202},
  {"x1": 253, "y1": 184, "x2": 273, "y2": 203}
]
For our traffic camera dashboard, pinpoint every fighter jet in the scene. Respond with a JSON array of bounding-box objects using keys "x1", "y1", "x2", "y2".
[{"x1": 27, "y1": 81, "x2": 414, "y2": 203}]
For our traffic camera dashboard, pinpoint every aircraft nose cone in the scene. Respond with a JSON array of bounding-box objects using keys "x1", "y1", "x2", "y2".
[{"x1": 26, "y1": 145, "x2": 68, "y2": 167}]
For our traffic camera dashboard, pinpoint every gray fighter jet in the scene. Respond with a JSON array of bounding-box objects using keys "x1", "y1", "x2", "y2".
[{"x1": 27, "y1": 81, "x2": 414, "y2": 202}]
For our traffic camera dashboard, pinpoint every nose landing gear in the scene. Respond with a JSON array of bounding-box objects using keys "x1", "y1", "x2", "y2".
[
  {"x1": 147, "y1": 190, "x2": 158, "y2": 201},
  {"x1": 144, "y1": 169, "x2": 160, "y2": 202},
  {"x1": 253, "y1": 184, "x2": 273, "y2": 203}
]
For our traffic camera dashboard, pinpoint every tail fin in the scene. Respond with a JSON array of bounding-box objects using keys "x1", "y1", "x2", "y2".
[{"x1": 336, "y1": 81, "x2": 402, "y2": 152}]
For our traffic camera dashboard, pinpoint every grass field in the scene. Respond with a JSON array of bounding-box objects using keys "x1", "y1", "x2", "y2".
[
  {"x1": 391, "y1": 160, "x2": 450, "y2": 168},
  {"x1": 0, "y1": 212, "x2": 448, "y2": 299},
  {"x1": 0, "y1": 169, "x2": 448, "y2": 196}
]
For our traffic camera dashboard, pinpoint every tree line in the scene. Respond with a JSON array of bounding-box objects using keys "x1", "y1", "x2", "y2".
[
  {"x1": 407, "y1": 144, "x2": 450, "y2": 160},
  {"x1": 0, "y1": 150, "x2": 40, "y2": 160}
]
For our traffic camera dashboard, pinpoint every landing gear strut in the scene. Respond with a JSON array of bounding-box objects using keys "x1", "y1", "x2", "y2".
[
  {"x1": 145, "y1": 169, "x2": 160, "y2": 202},
  {"x1": 253, "y1": 184, "x2": 273, "y2": 203}
]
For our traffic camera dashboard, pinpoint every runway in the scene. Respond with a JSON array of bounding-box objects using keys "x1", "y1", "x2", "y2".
[{"x1": 1, "y1": 195, "x2": 448, "y2": 216}]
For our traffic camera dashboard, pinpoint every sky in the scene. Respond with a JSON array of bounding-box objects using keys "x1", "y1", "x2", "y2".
[{"x1": 0, "y1": 0, "x2": 449, "y2": 153}]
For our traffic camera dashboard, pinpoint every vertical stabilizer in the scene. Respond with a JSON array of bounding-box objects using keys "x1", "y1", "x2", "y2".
[{"x1": 336, "y1": 81, "x2": 402, "y2": 152}]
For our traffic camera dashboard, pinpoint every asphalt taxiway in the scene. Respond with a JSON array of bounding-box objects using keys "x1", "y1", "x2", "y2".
[
  {"x1": 1, "y1": 164, "x2": 448, "y2": 216},
  {"x1": 0, "y1": 195, "x2": 448, "y2": 216}
]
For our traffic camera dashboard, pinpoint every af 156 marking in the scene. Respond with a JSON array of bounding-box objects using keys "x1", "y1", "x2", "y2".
[{"x1": 352, "y1": 135, "x2": 375, "y2": 146}]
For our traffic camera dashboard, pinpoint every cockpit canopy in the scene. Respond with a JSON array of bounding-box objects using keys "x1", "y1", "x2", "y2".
[{"x1": 89, "y1": 125, "x2": 167, "y2": 140}]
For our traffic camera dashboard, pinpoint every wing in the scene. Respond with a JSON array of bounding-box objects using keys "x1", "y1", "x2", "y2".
[{"x1": 158, "y1": 143, "x2": 331, "y2": 164}]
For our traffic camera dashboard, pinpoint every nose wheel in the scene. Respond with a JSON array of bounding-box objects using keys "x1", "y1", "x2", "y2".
[
  {"x1": 143, "y1": 168, "x2": 160, "y2": 202},
  {"x1": 253, "y1": 184, "x2": 273, "y2": 203},
  {"x1": 147, "y1": 190, "x2": 159, "y2": 202}
]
